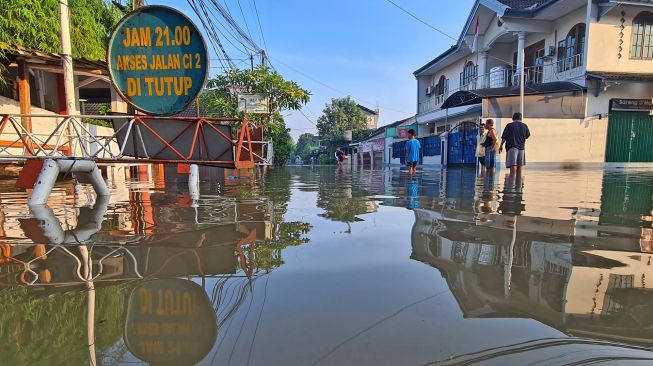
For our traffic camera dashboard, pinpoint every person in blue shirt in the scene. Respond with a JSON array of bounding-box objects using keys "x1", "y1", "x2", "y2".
[{"x1": 404, "y1": 129, "x2": 421, "y2": 175}]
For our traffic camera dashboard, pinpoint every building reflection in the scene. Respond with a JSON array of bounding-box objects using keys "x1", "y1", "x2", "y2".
[{"x1": 410, "y1": 168, "x2": 653, "y2": 346}]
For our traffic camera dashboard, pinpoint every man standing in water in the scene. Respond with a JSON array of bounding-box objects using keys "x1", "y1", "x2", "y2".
[
  {"x1": 499, "y1": 112, "x2": 530, "y2": 176},
  {"x1": 405, "y1": 129, "x2": 421, "y2": 175}
]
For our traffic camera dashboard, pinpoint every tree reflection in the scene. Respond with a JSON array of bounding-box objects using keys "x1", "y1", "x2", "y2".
[
  {"x1": 245, "y1": 168, "x2": 312, "y2": 271},
  {"x1": 0, "y1": 285, "x2": 126, "y2": 365},
  {"x1": 315, "y1": 168, "x2": 375, "y2": 225}
]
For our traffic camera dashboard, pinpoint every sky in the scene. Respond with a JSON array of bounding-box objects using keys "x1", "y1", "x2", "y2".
[{"x1": 153, "y1": 0, "x2": 474, "y2": 140}]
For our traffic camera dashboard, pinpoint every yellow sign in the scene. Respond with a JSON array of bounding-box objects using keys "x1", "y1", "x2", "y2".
[{"x1": 124, "y1": 279, "x2": 217, "y2": 365}]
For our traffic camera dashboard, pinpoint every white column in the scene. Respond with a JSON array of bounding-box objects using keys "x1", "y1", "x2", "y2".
[
  {"x1": 516, "y1": 32, "x2": 526, "y2": 84},
  {"x1": 189, "y1": 164, "x2": 200, "y2": 203},
  {"x1": 477, "y1": 51, "x2": 488, "y2": 89}
]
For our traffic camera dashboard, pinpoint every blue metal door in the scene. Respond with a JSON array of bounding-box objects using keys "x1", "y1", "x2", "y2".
[{"x1": 447, "y1": 122, "x2": 478, "y2": 165}]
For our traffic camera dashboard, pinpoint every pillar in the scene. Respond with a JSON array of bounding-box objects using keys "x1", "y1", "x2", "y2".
[
  {"x1": 516, "y1": 32, "x2": 526, "y2": 85},
  {"x1": 477, "y1": 51, "x2": 488, "y2": 89},
  {"x1": 17, "y1": 58, "x2": 32, "y2": 132}
]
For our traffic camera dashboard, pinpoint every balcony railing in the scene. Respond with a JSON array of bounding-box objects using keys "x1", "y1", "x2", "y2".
[
  {"x1": 419, "y1": 93, "x2": 447, "y2": 114},
  {"x1": 418, "y1": 53, "x2": 585, "y2": 115}
]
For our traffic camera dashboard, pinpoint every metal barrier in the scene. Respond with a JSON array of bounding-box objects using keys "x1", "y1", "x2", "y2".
[{"x1": 0, "y1": 113, "x2": 271, "y2": 167}]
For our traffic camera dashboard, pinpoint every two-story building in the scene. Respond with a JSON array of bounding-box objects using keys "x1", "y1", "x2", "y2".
[
  {"x1": 358, "y1": 104, "x2": 380, "y2": 130},
  {"x1": 414, "y1": 0, "x2": 653, "y2": 166}
]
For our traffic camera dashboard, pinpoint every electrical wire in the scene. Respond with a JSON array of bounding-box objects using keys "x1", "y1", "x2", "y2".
[
  {"x1": 271, "y1": 56, "x2": 413, "y2": 115},
  {"x1": 383, "y1": 0, "x2": 517, "y2": 67},
  {"x1": 251, "y1": 0, "x2": 269, "y2": 58},
  {"x1": 384, "y1": 0, "x2": 457, "y2": 41},
  {"x1": 236, "y1": 0, "x2": 256, "y2": 47}
]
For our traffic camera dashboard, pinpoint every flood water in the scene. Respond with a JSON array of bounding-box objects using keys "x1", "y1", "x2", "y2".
[{"x1": 1, "y1": 165, "x2": 653, "y2": 365}]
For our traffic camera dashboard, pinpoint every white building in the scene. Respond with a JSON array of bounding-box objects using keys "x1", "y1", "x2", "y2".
[
  {"x1": 358, "y1": 104, "x2": 380, "y2": 130},
  {"x1": 414, "y1": 0, "x2": 653, "y2": 166}
]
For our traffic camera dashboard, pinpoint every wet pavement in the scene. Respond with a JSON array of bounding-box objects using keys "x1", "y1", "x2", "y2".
[{"x1": 1, "y1": 165, "x2": 653, "y2": 365}]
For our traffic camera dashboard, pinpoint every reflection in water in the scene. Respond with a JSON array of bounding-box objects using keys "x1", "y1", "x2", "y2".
[{"x1": 0, "y1": 166, "x2": 652, "y2": 364}]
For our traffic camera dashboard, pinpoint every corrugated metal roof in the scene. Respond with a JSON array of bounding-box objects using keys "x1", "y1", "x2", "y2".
[
  {"x1": 1, "y1": 44, "x2": 108, "y2": 74},
  {"x1": 587, "y1": 71, "x2": 653, "y2": 82},
  {"x1": 496, "y1": 0, "x2": 555, "y2": 9}
]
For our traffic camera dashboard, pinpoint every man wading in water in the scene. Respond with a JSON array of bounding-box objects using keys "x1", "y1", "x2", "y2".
[
  {"x1": 499, "y1": 112, "x2": 530, "y2": 177},
  {"x1": 405, "y1": 129, "x2": 421, "y2": 175}
]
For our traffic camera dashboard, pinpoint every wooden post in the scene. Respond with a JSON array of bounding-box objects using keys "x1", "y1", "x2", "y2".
[{"x1": 17, "y1": 58, "x2": 32, "y2": 132}]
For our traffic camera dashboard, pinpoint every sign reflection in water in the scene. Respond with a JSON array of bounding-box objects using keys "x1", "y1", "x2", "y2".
[
  {"x1": 125, "y1": 279, "x2": 217, "y2": 365},
  {"x1": 1, "y1": 166, "x2": 653, "y2": 364},
  {"x1": 0, "y1": 164, "x2": 311, "y2": 365}
]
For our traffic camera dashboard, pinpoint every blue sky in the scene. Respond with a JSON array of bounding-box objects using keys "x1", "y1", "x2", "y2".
[{"x1": 154, "y1": 0, "x2": 474, "y2": 140}]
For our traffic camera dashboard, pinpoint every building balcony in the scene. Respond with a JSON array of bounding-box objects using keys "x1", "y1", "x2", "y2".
[{"x1": 417, "y1": 54, "x2": 585, "y2": 115}]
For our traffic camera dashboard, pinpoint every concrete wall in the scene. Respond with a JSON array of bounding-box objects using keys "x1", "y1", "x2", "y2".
[
  {"x1": 587, "y1": 83, "x2": 653, "y2": 117},
  {"x1": 587, "y1": 5, "x2": 653, "y2": 72},
  {"x1": 422, "y1": 155, "x2": 442, "y2": 166},
  {"x1": 493, "y1": 116, "x2": 608, "y2": 164}
]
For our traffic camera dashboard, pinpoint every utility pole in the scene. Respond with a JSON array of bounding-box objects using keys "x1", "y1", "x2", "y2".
[
  {"x1": 133, "y1": 0, "x2": 145, "y2": 10},
  {"x1": 260, "y1": 50, "x2": 266, "y2": 67},
  {"x1": 250, "y1": 54, "x2": 254, "y2": 71},
  {"x1": 58, "y1": 0, "x2": 76, "y2": 115}
]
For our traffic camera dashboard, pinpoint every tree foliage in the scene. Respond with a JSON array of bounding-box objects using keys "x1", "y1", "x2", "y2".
[
  {"x1": 199, "y1": 65, "x2": 310, "y2": 135},
  {"x1": 199, "y1": 65, "x2": 310, "y2": 165},
  {"x1": 268, "y1": 127, "x2": 295, "y2": 166},
  {"x1": 295, "y1": 132, "x2": 316, "y2": 161},
  {"x1": 316, "y1": 96, "x2": 368, "y2": 143},
  {"x1": 0, "y1": 0, "x2": 123, "y2": 60}
]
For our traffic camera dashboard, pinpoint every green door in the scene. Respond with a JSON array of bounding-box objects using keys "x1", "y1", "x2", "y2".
[{"x1": 605, "y1": 110, "x2": 653, "y2": 163}]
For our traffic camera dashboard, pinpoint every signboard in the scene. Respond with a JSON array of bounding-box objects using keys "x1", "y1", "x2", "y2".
[
  {"x1": 108, "y1": 6, "x2": 208, "y2": 115},
  {"x1": 343, "y1": 130, "x2": 353, "y2": 141},
  {"x1": 610, "y1": 99, "x2": 653, "y2": 112},
  {"x1": 124, "y1": 279, "x2": 218, "y2": 365},
  {"x1": 372, "y1": 138, "x2": 384, "y2": 152},
  {"x1": 360, "y1": 138, "x2": 384, "y2": 153},
  {"x1": 397, "y1": 127, "x2": 411, "y2": 138},
  {"x1": 237, "y1": 93, "x2": 269, "y2": 113}
]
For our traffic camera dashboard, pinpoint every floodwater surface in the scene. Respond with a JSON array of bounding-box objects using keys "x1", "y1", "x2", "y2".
[{"x1": 1, "y1": 165, "x2": 653, "y2": 365}]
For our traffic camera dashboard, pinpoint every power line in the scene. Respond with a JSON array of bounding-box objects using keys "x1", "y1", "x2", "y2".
[
  {"x1": 383, "y1": 0, "x2": 517, "y2": 67},
  {"x1": 299, "y1": 108, "x2": 318, "y2": 127},
  {"x1": 383, "y1": 0, "x2": 457, "y2": 41},
  {"x1": 271, "y1": 56, "x2": 413, "y2": 115},
  {"x1": 236, "y1": 0, "x2": 256, "y2": 47},
  {"x1": 251, "y1": 0, "x2": 269, "y2": 57}
]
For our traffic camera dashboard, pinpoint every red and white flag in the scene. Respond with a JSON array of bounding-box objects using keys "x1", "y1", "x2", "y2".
[{"x1": 471, "y1": 16, "x2": 479, "y2": 52}]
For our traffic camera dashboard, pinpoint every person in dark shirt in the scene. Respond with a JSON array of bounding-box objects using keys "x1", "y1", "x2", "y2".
[
  {"x1": 499, "y1": 112, "x2": 530, "y2": 176},
  {"x1": 335, "y1": 147, "x2": 345, "y2": 166}
]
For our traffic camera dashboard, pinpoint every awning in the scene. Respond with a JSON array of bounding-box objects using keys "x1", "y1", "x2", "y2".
[
  {"x1": 586, "y1": 71, "x2": 653, "y2": 82},
  {"x1": 440, "y1": 81, "x2": 585, "y2": 109}
]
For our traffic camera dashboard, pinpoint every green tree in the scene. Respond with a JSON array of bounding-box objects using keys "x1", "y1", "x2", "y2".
[
  {"x1": 268, "y1": 127, "x2": 295, "y2": 166},
  {"x1": 199, "y1": 65, "x2": 310, "y2": 134},
  {"x1": 295, "y1": 132, "x2": 316, "y2": 161},
  {"x1": 0, "y1": 0, "x2": 123, "y2": 60},
  {"x1": 199, "y1": 66, "x2": 310, "y2": 166},
  {"x1": 316, "y1": 96, "x2": 368, "y2": 144}
]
